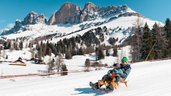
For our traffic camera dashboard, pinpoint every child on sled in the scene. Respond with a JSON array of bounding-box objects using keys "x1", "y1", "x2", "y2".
[{"x1": 90, "y1": 57, "x2": 131, "y2": 91}]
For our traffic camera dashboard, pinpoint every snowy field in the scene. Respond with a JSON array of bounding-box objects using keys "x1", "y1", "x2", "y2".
[
  {"x1": 0, "y1": 59, "x2": 171, "y2": 96},
  {"x1": 0, "y1": 55, "x2": 117, "y2": 76},
  {"x1": 0, "y1": 45, "x2": 130, "y2": 76}
]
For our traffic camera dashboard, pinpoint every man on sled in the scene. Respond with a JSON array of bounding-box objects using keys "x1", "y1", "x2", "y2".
[{"x1": 90, "y1": 57, "x2": 131, "y2": 91}]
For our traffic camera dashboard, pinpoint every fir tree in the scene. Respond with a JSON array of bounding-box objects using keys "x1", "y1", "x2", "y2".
[
  {"x1": 97, "y1": 47, "x2": 104, "y2": 60},
  {"x1": 28, "y1": 42, "x2": 33, "y2": 48},
  {"x1": 47, "y1": 59, "x2": 55, "y2": 73},
  {"x1": 103, "y1": 26, "x2": 108, "y2": 32},
  {"x1": 131, "y1": 27, "x2": 142, "y2": 62},
  {"x1": 13, "y1": 41, "x2": 19, "y2": 50},
  {"x1": 19, "y1": 41, "x2": 23, "y2": 50},
  {"x1": 61, "y1": 64, "x2": 68, "y2": 76},
  {"x1": 45, "y1": 41, "x2": 53, "y2": 56},
  {"x1": 99, "y1": 34, "x2": 104, "y2": 42},
  {"x1": 3, "y1": 41, "x2": 11, "y2": 49},
  {"x1": 78, "y1": 47, "x2": 84, "y2": 55},
  {"x1": 165, "y1": 18, "x2": 171, "y2": 38},
  {"x1": 164, "y1": 18, "x2": 171, "y2": 57},
  {"x1": 106, "y1": 49, "x2": 110, "y2": 56},
  {"x1": 55, "y1": 54, "x2": 64, "y2": 72},
  {"x1": 65, "y1": 50, "x2": 72, "y2": 59},
  {"x1": 36, "y1": 43, "x2": 43, "y2": 60},
  {"x1": 113, "y1": 46, "x2": 118, "y2": 57},
  {"x1": 141, "y1": 23, "x2": 154, "y2": 60},
  {"x1": 152, "y1": 23, "x2": 167, "y2": 59},
  {"x1": 85, "y1": 59, "x2": 91, "y2": 71}
]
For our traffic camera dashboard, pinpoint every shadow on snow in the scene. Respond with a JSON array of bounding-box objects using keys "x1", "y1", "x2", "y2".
[{"x1": 74, "y1": 87, "x2": 109, "y2": 96}]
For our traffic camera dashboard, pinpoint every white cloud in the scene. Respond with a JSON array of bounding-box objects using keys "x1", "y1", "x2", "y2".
[
  {"x1": 0, "y1": 29, "x2": 3, "y2": 33},
  {"x1": 0, "y1": 23, "x2": 14, "y2": 33},
  {"x1": 6, "y1": 23, "x2": 14, "y2": 29}
]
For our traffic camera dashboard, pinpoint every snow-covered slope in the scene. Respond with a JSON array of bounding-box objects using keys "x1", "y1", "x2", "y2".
[
  {"x1": 0, "y1": 59, "x2": 171, "y2": 96},
  {"x1": 1, "y1": 16, "x2": 163, "y2": 41}
]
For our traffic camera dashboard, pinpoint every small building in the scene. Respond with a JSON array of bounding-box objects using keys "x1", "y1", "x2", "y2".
[{"x1": 9, "y1": 57, "x2": 26, "y2": 66}]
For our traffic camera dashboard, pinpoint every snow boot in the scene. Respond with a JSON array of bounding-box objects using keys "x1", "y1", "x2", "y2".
[
  {"x1": 106, "y1": 84, "x2": 113, "y2": 91},
  {"x1": 89, "y1": 82, "x2": 99, "y2": 90}
]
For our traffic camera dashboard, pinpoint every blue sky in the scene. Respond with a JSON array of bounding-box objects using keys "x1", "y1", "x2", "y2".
[{"x1": 0, "y1": 0, "x2": 171, "y2": 31}]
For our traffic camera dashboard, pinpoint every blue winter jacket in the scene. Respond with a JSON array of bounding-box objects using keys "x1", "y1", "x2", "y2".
[
  {"x1": 108, "y1": 64, "x2": 131, "y2": 80},
  {"x1": 119, "y1": 64, "x2": 131, "y2": 79}
]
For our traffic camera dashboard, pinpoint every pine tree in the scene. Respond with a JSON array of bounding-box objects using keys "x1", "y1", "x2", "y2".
[
  {"x1": 164, "y1": 18, "x2": 171, "y2": 57},
  {"x1": 131, "y1": 27, "x2": 142, "y2": 62},
  {"x1": 3, "y1": 41, "x2": 11, "y2": 49},
  {"x1": 10, "y1": 41, "x2": 13, "y2": 50},
  {"x1": 152, "y1": 23, "x2": 167, "y2": 59},
  {"x1": 85, "y1": 59, "x2": 91, "y2": 71},
  {"x1": 30, "y1": 48, "x2": 35, "y2": 59},
  {"x1": 13, "y1": 41, "x2": 19, "y2": 50},
  {"x1": 103, "y1": 26, "x2": 108, "y2": 32},
  {"x1": 165, "y1": 18, "x2": 171, "y2": 38},
  {"x1": 65, "y1": 50, "x2": 72, "y2": 59},
  {"x1": 36, "y1": 43, "x2": 43, "y2": 60},
  {"x1": 78, "y1": 47, "x2": 84, "y2": 55},
  {"x1": 131, "y1": 16, "x2": 143, "y2": 62},
  {"x1": 99, "y1": 34, "x2": 104, "y2": 42},
  {"x1": 141, "y1": 23, "x2": 154, "y2": 60},
  {"x1": 108, "y1": 38, "x2": 117, "y2": 45},
  {"x1": 61, "y1": 64, "x2": 68, "y2": 76},
  {"x1": 56, "y1": 54, "x2": 64, "y2": 72},
  {"x1": 47, "y1": 59, "x2": 55, "y2": 73},
  {"x1": 45, "y1": 42, "x2": 52, "y2": 56},
  {"x1": 106, "y1": 49, "x2": 110, "y2": 56},
  {"x1": 19, "y1": 41, "x2": 23, "y2": 50},
  {"x1": 95, "y1": 47, "x2": 99, "y2": 61},
  {"x1": 97, "y1": 47, "x2": 105, "y2": 60},
  {"x1": 28, "y1": 42, "x2": 33, "y2": 48},
  {"x1": 113, "y1": 46, "x2": 118, "y2": 57},
  {"x1": 41, "y1": 42, "x2": 46, "y2": 57}
]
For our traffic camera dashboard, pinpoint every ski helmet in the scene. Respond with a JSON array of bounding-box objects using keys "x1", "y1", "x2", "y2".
[{"x1": 122, "y1": 57, "x2": 128, "y2": 63}]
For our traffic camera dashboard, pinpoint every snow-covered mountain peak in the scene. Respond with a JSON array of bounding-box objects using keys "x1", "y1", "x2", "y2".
[
  {"x1": 23, "y1": 11, "x2": 47, "y2": 25},
  {"x1": 84, "y1": 2, "x2": 97, "y2": 10},
  {"x1": 125, "y1": 6, "x2": 136, "y2": 13},
  {"x1": 0, "y1": 2, "x2": 163, "y2": 45},
  {"x1": 48, "y1": 3, "x2": 140, "y2": 25}
]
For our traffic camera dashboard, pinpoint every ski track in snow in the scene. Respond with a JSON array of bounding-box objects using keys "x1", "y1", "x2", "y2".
[{"x1": 0, "y1": 60, "x2": 171, "y2": 96}]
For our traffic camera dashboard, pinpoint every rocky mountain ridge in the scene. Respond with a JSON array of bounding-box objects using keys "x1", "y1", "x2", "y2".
[{"x1": 1, "y1": 2, "x2": 141, "y2": 35}]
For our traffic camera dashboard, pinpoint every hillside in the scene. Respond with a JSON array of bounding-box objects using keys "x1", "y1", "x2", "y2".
[{"x1": 0, "y1": 59, "x2": 171, "y2": 96}]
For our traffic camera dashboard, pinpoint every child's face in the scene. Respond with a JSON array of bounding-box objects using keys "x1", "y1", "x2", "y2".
[
  {"x1": 122, "y1": 62, "x2": 127, "y2": 65},
  {"x1": 111, "y1": 71, "x2": 115, "y2": 75}
]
